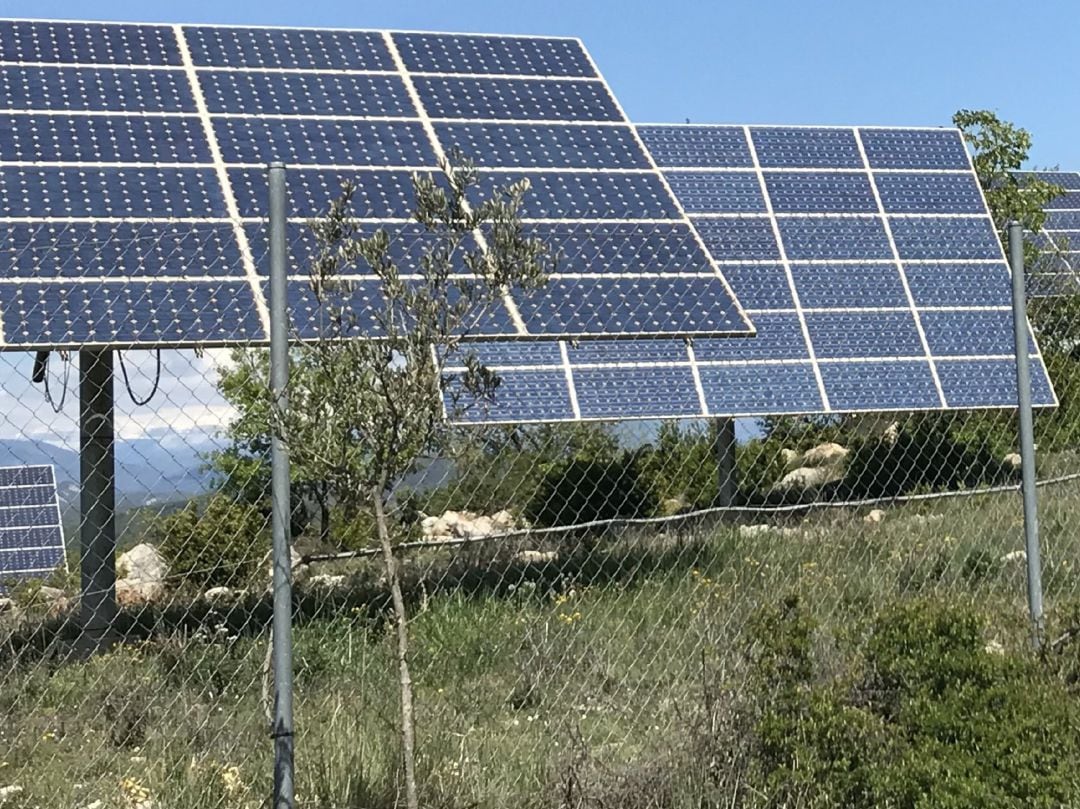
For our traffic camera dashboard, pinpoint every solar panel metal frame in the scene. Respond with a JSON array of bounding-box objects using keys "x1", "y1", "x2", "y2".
[
  {"x1": 0, "y1": 463, "x2": 67, "y2": 589},
  {"x1": 446, "y1": 123, "x2": 1058, "y2": 424},
  {"x1": 1018, "y1": 170, "x2": 1080, "y2": 298},
  {"x1": 0, "y1": 17, "x2": 755, "y2": 350}
]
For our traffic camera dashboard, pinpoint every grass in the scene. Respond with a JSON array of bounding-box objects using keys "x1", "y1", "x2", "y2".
[{"x1": 2, "y1": 479, "x2": 1079, "y2": 808}]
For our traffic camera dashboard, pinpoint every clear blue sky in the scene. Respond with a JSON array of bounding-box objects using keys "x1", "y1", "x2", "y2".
[{"x1": 22, "y1": 0, "x2": 1080, "y2": 169}]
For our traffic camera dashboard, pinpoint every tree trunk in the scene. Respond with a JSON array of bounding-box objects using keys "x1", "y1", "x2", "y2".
[
  {"x1": 372, "y1": 478, "x2": 419, "y2": 809},
  {"x1": 319, "y1": 490, "x2": 331, "y2": 547}
]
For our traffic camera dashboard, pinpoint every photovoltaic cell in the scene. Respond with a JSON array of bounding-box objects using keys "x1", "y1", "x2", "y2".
[
  {"x1": 1020, "y1": 171, "x2": 1080, "y2": 298},
  {"x1": 449, "y1": 124, "x2": 1056, "y2": 423},
  {"x1": 0, "y1": 464, "x2": 65, "y2": 590},
  {"x1": 0, "y1": 18, "x2": 753, "y2": 349}
]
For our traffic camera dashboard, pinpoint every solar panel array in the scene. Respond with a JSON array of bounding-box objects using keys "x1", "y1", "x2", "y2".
[
  {"x1": 0, "y1": 465, "x2": 66, "y2": 589},
  {"x1": 1020, "y1": 171, "x2": 1080, "y2": 297},
  {"x1": 0, "y1": 18, "x2": 753, "y2": 349},
  {"x1": 450, "y1": 125, "x2": 1056, "y2": 423}
]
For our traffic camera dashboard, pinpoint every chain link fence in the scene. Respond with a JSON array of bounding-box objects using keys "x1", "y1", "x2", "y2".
[{"x1": 2, "y1": 215, "x2": 1080, "y2": 808}]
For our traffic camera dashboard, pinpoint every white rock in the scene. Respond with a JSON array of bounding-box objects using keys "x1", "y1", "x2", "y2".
[
  {"x1": 882, "y1": 421, "x2": 901, "y2": 447},
  {"x1": 1003, "y1": 452, "x2": 1022, "y2": 471},
  {"x1": 738, "y1": 524, "x2": 801, "y2": 539},
  {"x1": 38, "y1": 585, "x2": 66, "y2": 601},
  {"x1": 800, "y1": 442, "x2": 850, "y2": 468},
  {"x1": 116, "y1": 543, "x2": 168, "y2": 605},
  {"x1": 911, "y1": 513, "x2": 945, "y2": 525},
  {"x1": 780, "y1": 448, "x2": 800, "y2": 468},
  {"x1": 460, "y1": 515, "x2": 495, "y2": 538},
  {"x1": 0, "y1": 597, "x2": 15, "y2": 614},
  {"x1": 773, "y1": 465, "x2": 843, "y2": 492},
  {"x1": 490, "y1": 510, "x2": 517, "y2": 531},
  {"x1": 984, "y1": 639, "x2": 1005, "y2": 655},
  {"x1": 864, "y1": 508, "x2": 887, "y2": 525},
  {"x1": 1001, "y1": 549, "x2": 1027, "y2": 564},
  {"x1": 203, "y1": 586, "x2": 236, "y2": 603},
  {"x1": 0, "y1": 785, "x2": 24, "y2": 802},
  {"x1": 515, "y1": 550, "x2": 558, "y2": 565},
  {"x1": 308, "y1": 573, "x2": 347, "y2": 590},
  {"x1": 660, "y1": 496, "x2": 691, "y2": 516}
]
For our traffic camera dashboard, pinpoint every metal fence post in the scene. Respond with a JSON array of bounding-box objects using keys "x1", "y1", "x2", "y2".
[
  {"x1": 268, "y1": 161, "x2": 295, "y2": 807},
  {"x1": 1009, "y1": 220, "x2": 1044, "y2": 648}
]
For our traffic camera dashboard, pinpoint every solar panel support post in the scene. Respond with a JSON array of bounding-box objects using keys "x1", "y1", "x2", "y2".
[
  {"x1": 268, "y1": 161, "x2": 296, "y2": 809},
  {"x1": 1009, "y1": 220, "x2": 1044, "y2": 648},
  {"x1": 713, "y1": 418, "x2": 737, "y2": 508},
  {"x1": 77, "y1": 348, "x2": 117, "y2": 654}
]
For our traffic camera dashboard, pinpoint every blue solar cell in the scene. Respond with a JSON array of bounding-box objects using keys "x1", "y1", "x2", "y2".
[
  {"x1": 903, "y1": 263, "x2": 1012, "y2": 307},
  {"x1": 433, "y1": 123, "x2": 649, "y2": 168},
  {"x1": 778, "y1": 217, "x2": 892, "y2": 261},
  {"x1": 1044, "y1": 212, "x2": 1080, "y2": 230},
  {"x1": 393, "y1": 32, "x2": 595, "y2": 77},
  {"x1": 0, "y1": 526, "x2": 63, "y2": 552},
  {"x1": 765, "y1": 171, "x2": 876, "y2": 213},
  {"x1": 751, "y1": 127, "x2": 862, "y2": 168},
  {"x1": 214, "y1": 118, "x2": 437, "y2": 166},
  {"x1": 414, "y1": 76, "x2": 619, "y2": 121},
  {"x1": 805, "y1": 311, "x2": 923, "y2": 358},
  {"x1": 470, "y1": 172, "x2": 679, "y2": 219},
  {"x1": 692, "y1": 217, "x2": 779, "y2": 261},
  {"x1": 0, "y1": 484, "x2": 58, "y2": 507},
  {"x1": 282, "y1": 279, "x2": 518, "y2": 340},
  {"x1": 0, "y1": 20, "x2": 180, "y2": 65},
  {"x1": 574, "y1": 366, "x2": 700, "y2": 418},
  {"x1": 0, "y1": 113, "x2": 211, "y2": 163},
  {"x1": 0, "y1": 505, "x2": 59, "y2": 529},
  {"x1": 0, "y1": 166, "x2": 226, "y2": 218},
  {"x1": 0, "y1": 66, "x2": 196, "y2": 112},
  {"x1": 231, "y1": 167, "x2": 418, "y2": 219},
  {"x1": 3, "y1": 223, "x2": 243, "y2": 278},
  {"x1": 819, "y1": 360, "x2": 941, "y2": 410},
  {"x1": 453, "y1": 340, "x2": 563, "y2": 367},
  {"x1": 184, "y1": 25, "x2": 393, "y2": 70},
  {"x1": 920, "y1": 310, "x2": 1030, "y2": 357},
  {"x1": 199, "y1": 71, "x2": 414, "y2": 117},
  {"x1": 0, "y1": 547, "x2": 65, "y2": 576},
  {"x1": 790, "y1": 263, "x2": 907, "y2": 308},
  {"x1": 1018, "y1": 171, "x2": 1080, "y2": 190},
  {"x1": 664, "y1": 171, "x2": 765, "y2": 213},
  {"x1": 875, "y1": 173, "x2": 985, "y2": 214},
  {"x1": 449, "y1": 369, "x2": 575, "y2": 423},
  {"x1": 515, "y1": 277, "x2": 749, "y2": 336},
  {"x1": 567, "y1": 339, "x2": 688, "y2": 364},
  {"x1": 638, "y1": 125, "x2": 752, "y2": 168},
  {"x1": 860, "y1": 128, "x2": 969, "y2": 170},
  {"x1": 0, "y1": 467, "x2": 52, "y2": 487},
  {"x1": 246, "y1": 221, "x2": 481, "y2": 277},
  {"x1": 1046, "y1": 192, "x2": 1080, "y2": 210},
  {"x1": 698, "y1": 363, "x2": 823, "y2": 414},
  {"x1": 721, "y1": 264, "x2": 794, "y2": 310},
  {"x1": 0, "y1": 281, "x2": 265, "y2": 346},
  {"x1": 512, "y1": 223, "x2": 712, "y2": 275},
  {"x1": 693, "y1": 313, "x2": 808, "y2": 361},
  {"x1": 937, "y1": 358, "x2": 1055, "y2": 407},
  {"x1": 889, "y1": 217, "x2": 1001, "y2": 260}
]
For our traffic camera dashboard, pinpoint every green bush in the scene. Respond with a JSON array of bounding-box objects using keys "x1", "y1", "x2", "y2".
[
  {"x1": 526, "y1": 450, "x2": 655, "y2": 527},
  {"x1": 746, "y1": 595, "x2": 1080, "y2": 808},
  {"x1": 637, "y1": 421, "x2": 719, "y2": 510},
  {"x1": 150, "y1": 495, "x2": 269, "y2": 589}
]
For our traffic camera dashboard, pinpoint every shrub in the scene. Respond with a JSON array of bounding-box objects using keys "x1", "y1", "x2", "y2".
[
  {"x1": 150, "y1": 495, "x2": 269, "y2": 589},
  {"x1": 745, "y1": 595, "x2": 1080, "y2": 808},
  {"x1": 526, "y1": 450, "x2": 655, "y2": 527}
]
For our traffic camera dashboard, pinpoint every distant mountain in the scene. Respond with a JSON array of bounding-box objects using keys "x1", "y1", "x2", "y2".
[{"x1": 0, "y1": 438, "x2": 217, "y2": 507}]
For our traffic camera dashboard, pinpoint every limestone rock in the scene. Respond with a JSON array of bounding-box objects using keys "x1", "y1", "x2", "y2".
[
  {"x1": 738, "y1": 524, "x2": 801, "y2": 539},
  {"x1": 0, "y1": 597, "x2": 15, "y2": 614},
  {"x1": 773, "y1": 465, "x2": 843, "y2": 492},
  {"x1": 984, "y1": 638, "x2": 1005, "y2": 656},
  {"x1": 660, "y1": 496, "x2": 691, "y2": 516},
  {"x1": 780, "y1": 448, "x2": 800, "y2": 468},
  {"x1": 882, "y1": 421, "x2": 901, "y2": 447},
  {"x1": 864, "y1": 508, "x2": 886, "y2": 525},
  {"x1": 1003, "y1": 452, "x2": 1022, "y2": 472},
  {"x1": 801, "y1": 442, "x2": 850, "y2": 468},
  {"x1": 203, "y1": 586, "x2": 238, "y2": 603},
  {"x1": 37, "y1": 585, "x2": 71, "y2": 616},
  {"x1": 490, "y1": 510, "x2": 517, "y2": 531},
  {"x1": 116, "y1": 543, "x2": 168, "y2": 606},
  {"x1": 515, "y1": 550, "x2": 558, "y2": 565},
  {"x1": 1001, "y1": 549, "x2": 1027, "y2": 564},
  {"x1": 308, "y1": 573, "x2": 347, "y2": 591}
]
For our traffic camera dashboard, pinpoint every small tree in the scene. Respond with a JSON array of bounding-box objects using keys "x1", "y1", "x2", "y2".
[{"x1": 239, "y1": 153, "x2": 551, "y2": 807}]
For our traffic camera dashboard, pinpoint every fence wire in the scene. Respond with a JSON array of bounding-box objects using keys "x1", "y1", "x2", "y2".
[{"x1": 2, "y1": 219, "x2": 1079, "y2": 808}]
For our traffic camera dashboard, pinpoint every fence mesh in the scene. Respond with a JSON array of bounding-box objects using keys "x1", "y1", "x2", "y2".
[{"x1": 2, "y1": 216, "x2": 1080, "y2": 808}]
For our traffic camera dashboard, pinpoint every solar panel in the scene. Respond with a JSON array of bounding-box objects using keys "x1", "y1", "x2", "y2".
[
  {"x1": 449, "y1": 125, "x2": 1057, "y2": 423},
  {"x1": 1018, "y1": 171, "x2": 1080, "y2": 297},
  {"x1": 0, "y1": 18, "x2": 754, "y2": 348},
  {"x1": 0, "y1": 465, "x2": 66, "y2": 590}
]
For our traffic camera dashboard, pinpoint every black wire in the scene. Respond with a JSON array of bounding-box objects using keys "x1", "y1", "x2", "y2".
[
  {"x1": 119, "y1": 349, "x2": 162, "y2": 406},
  {"x1": 42, "y1": 351, "x2": 69, "y2": 414}
]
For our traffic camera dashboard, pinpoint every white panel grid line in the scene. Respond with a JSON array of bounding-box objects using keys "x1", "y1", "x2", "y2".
[
  {"x1": 852, "y1": 126, "x2": 947, "y2": 408},
  {"x1": 576, "y1": 45, "x2": 755, "y2": 336},
  {"x1": 684, "y1": 340, "x2": 710, "y2": 416},
  {"x1": 172, "y1": 23, "x2": 270, "y2": 335},
  {"x1": 743, "y1": 124, "x2": 831, "y2": 410},
  {"x1": 380, "y1": 30, "x2": 529, "y2": 336},
  {"x1": 558, "y1": 340, "x2": 583, "y2": 419}
]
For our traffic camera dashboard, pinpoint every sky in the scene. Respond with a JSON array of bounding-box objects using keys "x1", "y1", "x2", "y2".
[{"x1": 2, "y1": 0, "x2": 1079, "y2": 451}]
